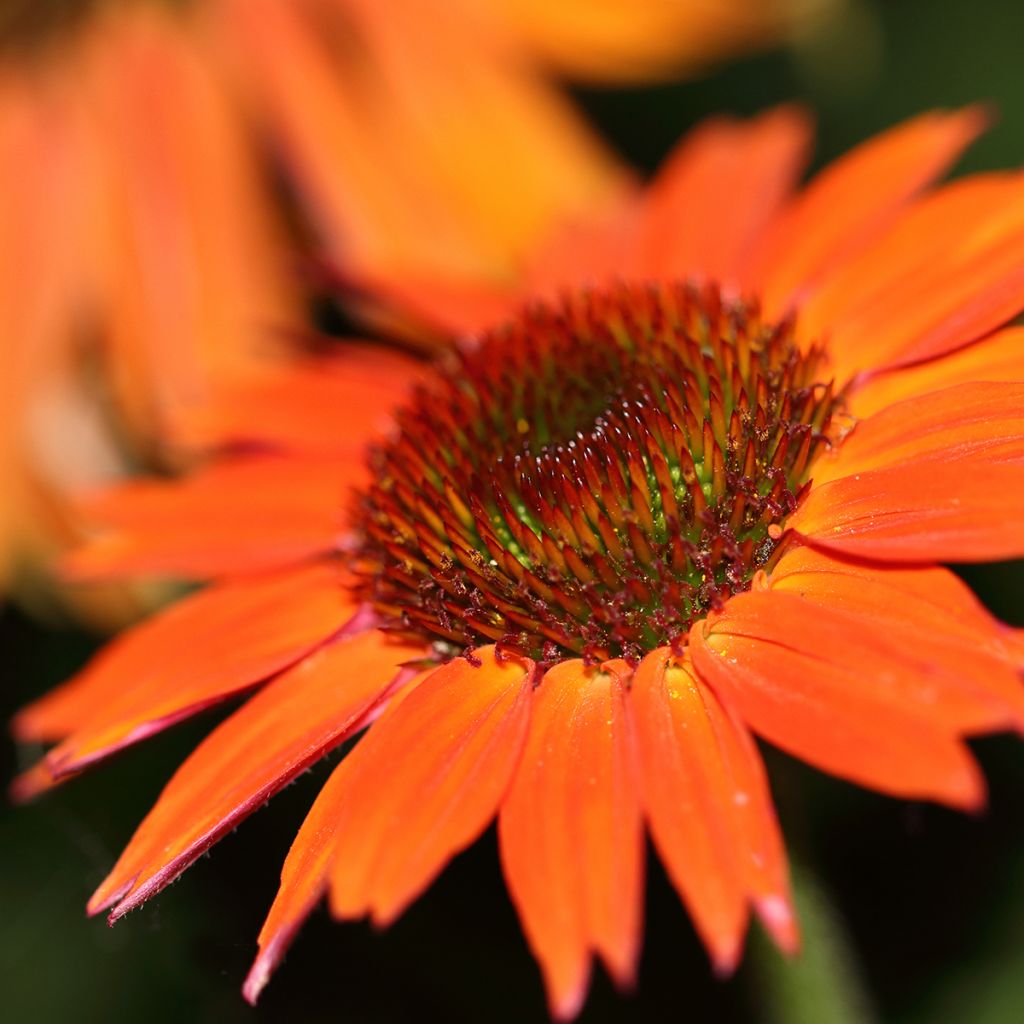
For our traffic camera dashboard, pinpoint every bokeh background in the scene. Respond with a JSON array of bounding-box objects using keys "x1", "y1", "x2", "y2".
[{"x1": 3, "y1": 0, "x2": 1024, "y2": 1020}]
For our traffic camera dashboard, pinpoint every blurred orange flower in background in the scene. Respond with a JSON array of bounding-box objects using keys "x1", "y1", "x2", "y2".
[
  {"x1": 13, "y1": 108, "x2": 1024, "y2": 1017},
  {"x1": 0, "y1": 0, "x2": 827, "y2": 621},
  {"x1": 0, "y1": 3, "x2": 297, "y2": 622}
]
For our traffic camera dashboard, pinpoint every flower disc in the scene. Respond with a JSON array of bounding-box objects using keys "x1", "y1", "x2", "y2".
[{"x1": 355, "y1": 281, "x2": 841, "y2": 664}]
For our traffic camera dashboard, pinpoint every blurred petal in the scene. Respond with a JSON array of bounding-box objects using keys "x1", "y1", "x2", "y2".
[
  {"x1": 64, "y1": 454, "x2": 361, "y2": 580},
  {"x1": 488, "y1": 0, "x2": 821, "y2": 82},
  {"x1": 82, "y1": 7, "x2": 298, "y2": 439},
  {"x1": 0, "y1": 73, "x2": 83, "y2": 590},
  {"x1": 178, "y1": 345, "x2": 428, "y2": 455},
  {"x1": 745, "y1": 107, "x2": 987, "y2": 315},
  {"x1": 633, "y1": 106, "x2": 811, "y2": 285},
  {"x1": 214, "y1": 0, "x2": 626, "y2": 282}
]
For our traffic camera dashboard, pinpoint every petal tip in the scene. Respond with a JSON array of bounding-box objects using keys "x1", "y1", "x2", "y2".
[
  {"x1": 242, "y1": 947, "x2": 279, "y2": 1006},
  {"x1": 959, "y1": 102, "x2": 997, "y2": 137},
  {"x1": 710, "y1": 944, "x2": 743, "y2": 979},
  {"x1": 9, "y1": 709, "x2": 39, "y2": 742},
  {"x1": 755, "y1": 894, "x2": 801, "y2": 956},
  {"x1": 88, "y1": 868, "x2": 146, "y2": 925},
  {"x1": 948, "y1": 757, "x2": 988, "y2": 815},
  {"x1": 8, "y1": 764, "x2": 54, "y2": 804},
  {"x1": 603, "y1": 951, "x2": 640, "y2": 995},
  {"x1": 87, "y1": 873, "x2": 138, "y2": 920},
  {"x1": 549, "y1": 980, "x2": 589, "y2": 1023}
]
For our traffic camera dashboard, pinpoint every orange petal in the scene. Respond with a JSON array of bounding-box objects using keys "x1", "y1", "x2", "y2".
[
  {"x1": 178, "y1": 345, "x2": 428, "y2": 455},
  {"x1": 632, "y1": 647, "x2": 795, "y2": 971},
  {"x1": 745, "y1": 107, "x2": 987, "y2": 315},
  {"x1": 767, "y1": 545, "x2": 1024, "y2": 730},
  {"x1": 524, "y1": 198, "x2": 638, "y2": 301},
  {"x1": 802, "y1": 174, "x2": 1024, "y2": 381},
  {"x1": 88, "y1": 629, "x2": 417, "y2": 922},
  {"x1": 242, "y1": 766, "x2": 341, "y2": 1005},
  {"x1": 326, "y1": 647, "x2": 534, "y2": 923},
  {"x1": 13, "y1": 564, "x2": 353, "y2": 758},
  {"x1": 848, "y1": 326, "x2": 1024, "y2": 418},
  {"x1": 499, "y1": 659, "x2": 643, "y2": 1019},
  {"x1": 690, "y1": 592, "x2": 986, "y2": 809},
  {"x1": 241, "y1": 664, "x2": 437, "y2": 1005},
  {"x1": 213, "y1": 0, "x2": 626, "y2": 283},
  {"x1": 634, "y1": 105, "x2": 811, "y2": 286},
  {"x1": 64, "y1": 453, "x2": 361, "y2": 580},
  {"x1": 791, "y1": 382, "x2": 1024, "y2": 561},
  {"x1": 0, "y1": 70, "x2": 89, "y2": 592},
  {"x1": 82, "y1": 7, "x2": 298, "y2": 442}
]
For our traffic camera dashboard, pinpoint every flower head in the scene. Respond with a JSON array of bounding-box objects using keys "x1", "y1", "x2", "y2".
[
  {"x1": 357, "y1": 281, "x2": 839, "y2": 664},
  {"x1": 13, "y1": 107, "x2": 1024, "y2": 1018}
]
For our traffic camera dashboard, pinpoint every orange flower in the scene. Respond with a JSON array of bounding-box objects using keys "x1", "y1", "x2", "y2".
[
  {"x1": 15, "y1": 108, "x2": 1024, "y2": 1017},
  {"x1": 5, "y1": 0, "x2": 805, "y2": 615}
]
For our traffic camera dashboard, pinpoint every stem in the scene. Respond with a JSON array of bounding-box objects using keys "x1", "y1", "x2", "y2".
[{"x1": 749, "y1": 854, "x2": 878, "y2": 1024}]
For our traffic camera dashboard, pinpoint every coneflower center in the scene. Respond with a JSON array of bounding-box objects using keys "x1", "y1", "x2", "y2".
[{"x1": 353, "y1": 281, "x2": 840, "y2": 665}]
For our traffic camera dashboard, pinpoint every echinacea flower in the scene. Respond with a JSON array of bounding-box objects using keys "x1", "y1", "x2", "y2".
[{"x1": 13, "y1": 107, "x2": 1024, "y2": 1017}]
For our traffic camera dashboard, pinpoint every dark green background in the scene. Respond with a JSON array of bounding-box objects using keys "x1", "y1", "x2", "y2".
[{"x1": 4, "y1": 0, "x2": 1024, "y2": 1020}]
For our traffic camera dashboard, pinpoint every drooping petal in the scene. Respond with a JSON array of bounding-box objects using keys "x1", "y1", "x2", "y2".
[
  {"x1": 87, "y1": 629, "x2": 418, "y2": 922},
  {"x1": 242, "y1": 668, "x2": 434, "y2": 1007},
  {"x1": 242, "y1": 761, "x2": 343, "y2": 1006},
  {"x1": 243, "y1": 648, "x2": 532, "y2": 1004},
  {"x1": 633, "y1": 105, "x2": 811, "y2": 285},
  {"x1": 631, "y1": 648, "x2": 795, "y2": 970},
  {"x1": 499, "y1": 659, "x2": 643, "y2": 1019},
  {"x1": 847, "y1": 326, "x2": 1024, "y2": 418},
  {"x1": 744, "y1": 107, "x2": 987, "y2": 315},
  {"x1": 791, "y1": 382, "x2": 1024, "y2": 561},
  {"x1": 13, "y1": 563, "x2": 353, "y2": 752},
  {"x1": 326, "y1": 647, "x2": 534, "y2": 922},
  {"x1": 64, "y1": 453, "x2": 362, "y2": 580},
  {"x1": 800, "y1": 174, "x2": 1024, "y2": 381},
  {"x1": 690, "y1": 591, "x2": 986, "y2": 809},
  {"x1": 767, "y1": 545, "x2": 1024, "y2": 728}
]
